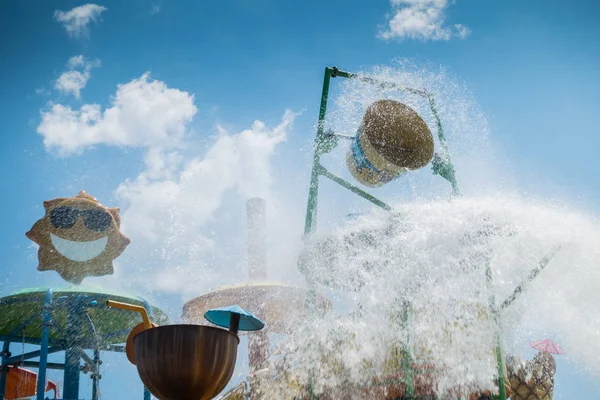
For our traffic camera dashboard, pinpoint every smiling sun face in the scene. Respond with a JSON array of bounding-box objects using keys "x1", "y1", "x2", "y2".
[{"x1": 26, "y1": 191, "x2": 130, "y2": 284}]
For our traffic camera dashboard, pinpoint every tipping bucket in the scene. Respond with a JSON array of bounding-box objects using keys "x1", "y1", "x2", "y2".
[{"x1": 346, "y1": 99, "x2": 434, "y2": 187}]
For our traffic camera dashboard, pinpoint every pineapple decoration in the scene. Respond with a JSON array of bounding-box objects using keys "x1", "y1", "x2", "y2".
[{"x1": 506, "y1": 339, "x2": 564, "y2": 400}]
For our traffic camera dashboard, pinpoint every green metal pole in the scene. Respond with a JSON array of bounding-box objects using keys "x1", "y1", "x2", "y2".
[
  {"x1": 401, "y1": 302, "x2": 414, "y2": 399},
  {"x1": 500, "y1": 245, "x2": 561, "y2": 313},
  {"x1": 303, "y1": 66, "x2": 335, "y2": 400},
  {"x1": 301, "y1": 66, "x2": 462, "y2": 400},
  {"x1": 333, "y1": 67, "x2": 460, "y2": 196},
  {"x1": 317, "y1": 165, "x2": 390, "y2": 210},
  {"x1": 332, "y1": 68, "x2": 428, "y2": 97},
  {"x1": 427, "y1": 94, "x2": 449, "y2": 158},
  {"x1": 485, "y1": 264, "x2": 507, "y2": 400},
  {"x1": 428, "y1": 94, "x2": 459, "y2": 196},
  {"x1": 304, "y1": 67, "x2": 333, "y2": 236}
]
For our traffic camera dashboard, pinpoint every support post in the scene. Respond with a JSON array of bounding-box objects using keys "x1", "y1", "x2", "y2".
[
  {"x1": 485, "y1": 264, "x2": 507, "y2": 400},
  {"x1": 246, "y1": 198, "x2": 268, "y2": 281},
  {"x1": 36, "y1": 289, "x2": 52, "y2": 400},
  {"x1": 500, "y1": 246, "x2": 562, "y2": 313},
  {"x1": 428, "y1": 94, "x2": 459, "y2": 196},
  {"x1": 63, "y1": 348, "x2": 81, "y2": 399},
  {"x1": 246, "y1": 198, "x2": 270, "y2": 378},
  {"x1": 4, "y1": 346, "x2": 63, "y2": 365},
  {"x1": 303, "y1": 66, "x2": 335, "y2": 400},
  {"x1": 21, "y1": 361, "x2": 65, "y2": 370},
  {"x1": 318, "y1": 165, "x2": 390, "y2": 210},
  {"x1": 304, "y1": 66, "x2": 333, "y2": 236},
  {"x1": 300, "y1": 66, "x2": 461, "y2": 400},
  {"x1": 91, "y1": 349, "x2": 100, "y2": 400},
  {"x1": 400, "y1": 302, "x2": 414, "y2": 398},
  {"x1": 0, "y1": 341, "x2": 10, "y2": 400},
  {"x1": 63, "y1": 300, "x2": 82, "y2": 400}
]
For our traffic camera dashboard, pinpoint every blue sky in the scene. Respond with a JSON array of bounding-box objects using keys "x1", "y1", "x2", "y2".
[{"x1": 1, "y1": 0, "x2": 600, "y2": 398}]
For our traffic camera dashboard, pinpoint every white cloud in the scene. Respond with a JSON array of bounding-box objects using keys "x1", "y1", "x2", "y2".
[
  {"x1": 114, "y1": 110, "x2": 296, "y2": 295},
  {"x1": 379, "y1": 0, "x2": 470, "y2": 41},
  {"x1": 67, "y1": 55, "x2": 85, "y2": 69},
  {"x1": 150, "y1": 5, "x2": 161, "y2": 15},
  {"x1": 37, "y1": 69, "x2": 298, "y2": 298},
  {"x1": 454, "y1": 23, "x2": 471, "y2": 39},
  {"x1": 38, "y1": 73, "x2": 197, "y2": 154},
  {"x1": 115, "y1": 111, "x2": 294, "y2": 243},
  {"x1": 54, "y1": 4, "x2": 107, "y2": 38},
  {"x1": 54, "y1": 55, "x2": 99, "y2": 98}
]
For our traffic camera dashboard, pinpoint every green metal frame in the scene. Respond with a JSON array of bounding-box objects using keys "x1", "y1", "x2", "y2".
[
  {"x1": 0, "y1": 289, "x2": 166, "y2": 400},
  {"x1": 303, "y1": 66, "x2": 459, "y2": 236},
  {"x1": 301, "y1": 66, "x2": 508, "y2": 400}
]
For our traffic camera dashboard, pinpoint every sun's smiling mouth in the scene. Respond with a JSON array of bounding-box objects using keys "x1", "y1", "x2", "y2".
[{"x1": 50, "y1": 233, "x2": 108, "y2": 262}]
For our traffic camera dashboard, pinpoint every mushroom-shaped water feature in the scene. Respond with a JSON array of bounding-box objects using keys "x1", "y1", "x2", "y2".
[{"x1": 107, "y1": 300, "x2": 264, "y2": 400}]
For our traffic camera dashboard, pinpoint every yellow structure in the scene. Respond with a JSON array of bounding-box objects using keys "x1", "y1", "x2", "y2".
[{"x1": 26, "y1": 190, "x2": 130, "y2": 284}]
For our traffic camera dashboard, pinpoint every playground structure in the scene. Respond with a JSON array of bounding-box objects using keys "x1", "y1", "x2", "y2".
[
  {"x1": 0, "y1": 287, "x2": 168, "y2": 400},
  {"x1": 0, "y1": 65, "x2": 563, "y2": 400}
]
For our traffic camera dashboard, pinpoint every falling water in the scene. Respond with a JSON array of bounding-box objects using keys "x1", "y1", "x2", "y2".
[{"x1": 248, "y1": 63, "x2": 600, "y2": 397}]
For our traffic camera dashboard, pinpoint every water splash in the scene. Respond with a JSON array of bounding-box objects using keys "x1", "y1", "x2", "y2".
[
  {"x1": 322, "y1": 61, "x2": 512, "y2": 201},
  {"x1": 253, "y1": 63, "x2": 600, "y2": 397},
  {"x1": 269, "y1": 195, "x2": 599, "y2": 397}
]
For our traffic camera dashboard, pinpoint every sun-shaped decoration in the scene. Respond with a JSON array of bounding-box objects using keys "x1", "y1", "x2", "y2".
[{"x1": 26, "y1": 191, "x2": 130, "y2": 284}]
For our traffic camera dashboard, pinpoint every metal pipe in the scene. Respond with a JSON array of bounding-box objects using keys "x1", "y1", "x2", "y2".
[
  {"x1": 75, "y1": 348, "x2": 98, "y2": 374},
  {"x1": 91, "y1": 349, "x2": 100, "y2": 400},
  {"x1": 400, "y1": 303, "x2": 415, "y2": 398},
  {"x1": 485, "y1": 264, "x2": 507, "y2": 400},
  {"x1": 21, "y1": 361, "x2": 65, "y2": 370},
  {"x1": 0, "y1": 336, "x2": 64, "y2": 347},
  {"x1": 331, "y1": 67, "x2": 429, "y2": 97},
  {"x1": 4, "y1": 346, "x2": 63, "y2": 365},
  {"x1": 36, "y1": 289, "x2": 52, "y2": 400},
  {"x1": 63, "y1": 348, "x2": 81, "y2": 399},
  {"x1": 97, "y1": 344, "x2": 126, "y2": 353},
  {"x1": 318, "y1": 165, "x2": 391, "y2": 210},
  {"x1": 229, "y1": 314, "x2": 241, "y2": 336},
  {"x1": 106, "y1": 300, "x2": 152, "y2": 329},
  {"x1": 63, "y1": 300, "x2": 83, "y2": 400},
  {"x1": 304, "y1": 66, "x2": 333, "y2": 235},
  {"x1": 428, "y1": 95, "x2": 459, "y2": 196},
  {"x1": 500, "y1": 245, "x2": 562, "y2": 313}
]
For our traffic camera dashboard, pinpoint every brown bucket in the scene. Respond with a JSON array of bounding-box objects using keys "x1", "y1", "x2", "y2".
[
  {"x1": 134, "y1": 325, "x2": 239, "y2": 400},
  {"x1": 346, "y1": 99, "x2": 434, "y2": 187}
]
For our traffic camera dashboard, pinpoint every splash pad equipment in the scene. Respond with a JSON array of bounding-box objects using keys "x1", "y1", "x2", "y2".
[
  {"x1": 108, "y1": 300, "x2": 265, "y2": 400},
  {"x1": 2, "y1": 66, "x2": 568, "y2": 399},
  {"x1": 346, "y1": 99, "x2": 434, "y2": 187},
  {"x1": 182, "y1": 198, "x2": 333, "y2": 397},
  {"x1": 1, "y1": 366, "x2": 56, "y2": 399},
  {"x1": 0, "y1": 287, "x2": 168, "y2": 400},
  {"x1": 288, "y1": 66, "x2": 562, "y2": 400},
  {"x1": 0, "y1": 192, "x2": 168, "y2": 400}
]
